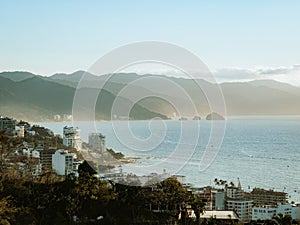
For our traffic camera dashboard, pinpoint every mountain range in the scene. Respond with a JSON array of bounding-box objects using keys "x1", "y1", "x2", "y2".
[{"x1": 1, "y1": 70, "x2": 300, "y2": 121}]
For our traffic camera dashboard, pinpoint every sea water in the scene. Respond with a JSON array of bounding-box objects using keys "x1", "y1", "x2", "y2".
[{"x1": 38, "y1": 116, "x2": 300, "y2": 202}]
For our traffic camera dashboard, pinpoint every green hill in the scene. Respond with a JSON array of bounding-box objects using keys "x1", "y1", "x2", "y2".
[
  {"x1": 0, "y1": 71, "x2": 35, "y2": 81},
  {"x1": 0, "y1": 75, "x2": 168, "y2": 121},
  {"x1": 1, "y1": 70, "x2": 300, "y2": 120}
]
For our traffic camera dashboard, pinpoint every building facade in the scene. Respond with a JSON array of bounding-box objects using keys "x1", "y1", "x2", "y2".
[
  {"x1": 15, "y1": 125, "x2": 25, "y2": 138},
  {"x1": 226, "y1": 186, "x2": 243, "y2": 199},
  {"x1": 252, "y1": 203, "x2": 300, "y2": 221},
  {"x1": 226, "y1": 199, "x2": 253, "y2": 222},
  {"x1": 249, "y1": 188, "x2": 287, "y2": 206},
  {"x1": 63, "y1": 126, "x2": 82, "y2": 150},
  {"x1": 52, "y1": 149, "x2": 75, "y2": 176},
  {"x1": 0, "y1": 116, "x2": 16, "y2": 136},
  {"x1": 252, "y1": 205, "x2": 277, "y2": 220},
  {"x1": 214, "y1": 191, "x2": 226, "y2": 210},
  {"x1": 40, "y1": 149, "x2": 57, "y2": 170},
  {"x1": 88, "y1": 133, "x2": 106, "y2": 153},
  {"x1": 224, "y1": 181, "x2": 253, "y2": 222}
]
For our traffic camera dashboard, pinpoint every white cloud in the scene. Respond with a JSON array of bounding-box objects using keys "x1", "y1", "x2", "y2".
[
  {"x1": 213, "y1": 65, "x2": 300, "y2": 86},
  {"x1": 120, "y1": 63, "x2": 300, "y2": 86}
]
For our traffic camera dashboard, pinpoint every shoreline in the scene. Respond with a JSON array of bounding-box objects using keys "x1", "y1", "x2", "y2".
[{"x1": 30, "y1": 114, "x2": 300, "y2": 123}]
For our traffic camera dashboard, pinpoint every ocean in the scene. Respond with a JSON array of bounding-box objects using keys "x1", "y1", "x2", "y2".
[{"x1": 38, "y1": 116, "x2": 300, "y2": 202}]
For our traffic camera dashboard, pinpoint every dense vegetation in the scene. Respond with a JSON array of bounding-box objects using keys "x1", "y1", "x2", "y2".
[
  {"x1": 106, "y1": 148, "x2": 124, "y2": 160},
  {"x1": 0, "y1": 162, "x2": 207, "y2": 225}
]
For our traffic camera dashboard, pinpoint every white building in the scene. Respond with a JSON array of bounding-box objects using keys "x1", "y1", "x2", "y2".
[
  {"x1": 226, "y1": 187, "x2": 243, "y2": 199},
  {"x1": 200, "y1": 210, "x2": 239, "y2": 221},
  {"x1": 22, "y1": 148, "x2": 30, "y2": 157},
  {"x1": 52, "y1": 149, "x2": 76, "y2": 176},
  {"x1": 182, "y1": 209, "x2": 239, "y2": 222},
  {"x1": 88, "y1": 133, "x2": 106, "y2": 153},
  {"x1": 27, "y1": 130, "x2": 36, "y2": 135},
  {"x1": 223, "y1": 178, "x2": 253, "y2": 222},
  {"x1": 252, "y1": 205, "x2": 277, "y2": 220},
  {"x1": 63, "y1": 126, "x2": 82, "y2": 150},
  {"x1": 252, "y1": 203, "x2": 300, "y2": 221},
  {"x1": 54, "y1": 114, "x2": 61, "y2": 121},
  {"x1": 226, "y1": 199, "x2": 253, "y2": 222},
  {"x1": 276, "y1": 203, "x2": 293, "y2": 216},
  {"x1": 32, "y1": 164, "x2": 42, "y2": 176},
  {"x1": 293, "y1": 204, "x2": 300, "y2": 221},
  {"x1": 15, "y1": 125, "x2": 25, "y2": 138}
]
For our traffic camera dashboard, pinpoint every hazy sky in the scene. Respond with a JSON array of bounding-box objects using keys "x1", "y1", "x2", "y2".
[{"x1": 1, "y1": 1, "x2": 300, "y2": 84}]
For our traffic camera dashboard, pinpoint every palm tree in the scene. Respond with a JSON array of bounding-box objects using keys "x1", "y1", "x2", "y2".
[
  {"x1": 273, "y1": 213, "x2": 292, "y2": 225},
  {"x1": 220, "y1": 180, "x2": 227, "y2": 186},
  {"x1": 214, "y1": 178, "x2": 220, "y2": 186}
]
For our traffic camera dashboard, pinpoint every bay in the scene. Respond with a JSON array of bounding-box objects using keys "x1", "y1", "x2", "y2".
[{"x1": 38, "y1": 116, "x2": 300, "y2": 202}]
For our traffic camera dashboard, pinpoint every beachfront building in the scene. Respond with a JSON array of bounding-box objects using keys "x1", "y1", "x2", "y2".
[
  {"x1": 249, "y1": 188, "x2": 287, "y2": 206},
  {"x1": 252, "y1": 205, "x2": 277, "y2": 220},
  {"x1": 52, "y1": 149, "x2": 76, "y2": 176},
  {"x1": 63, "y1": 126, "x2": 82, "y2": 150},
  {"x1": 182, "y1": 208, "x2": 239, "y2": 223},
  {"x1": 213, "y1": 190, "x2": 226, "y2": 210},
  {"x1": 190, "y1": 186, "x2": 226, "y2": 211},
  {"x1": 191, "y1": 179, "x2": 253, "y2": 221},
  {"x1": 252, "y1": 203, "x2": 300, "y2": 221},
  {"x1": 293, "y1": 203, "x2": 300, "y2": 221},
  {"x1": 226, "y1": 186, "x2": 243, "y2": 199},
  {"x1": 226, "y1": 199, "x2": 253, "y2": 222},
  {"x1": 200, "y1": 210, "x2": 239, "y2": 222},
  {"x1": 224, "y1": 180, "x2": 253, "y2": 222},
  {"x1": 88, "y1": 133, "x2": 106, "y2": 153}
]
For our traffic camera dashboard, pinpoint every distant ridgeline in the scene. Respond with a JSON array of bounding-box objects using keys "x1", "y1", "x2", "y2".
[{"x1": 1, "y1": 71, "x2": 300, "y2": 121}]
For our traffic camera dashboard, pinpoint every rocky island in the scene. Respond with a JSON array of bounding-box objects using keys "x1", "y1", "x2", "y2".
[{"x1": 206, "y1": 112, "x2": 225, "y2": 120}]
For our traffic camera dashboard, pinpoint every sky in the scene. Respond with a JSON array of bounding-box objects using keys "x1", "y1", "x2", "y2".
[{"x1": 1, "y1": 1, "x2": 300, "y2": 84}]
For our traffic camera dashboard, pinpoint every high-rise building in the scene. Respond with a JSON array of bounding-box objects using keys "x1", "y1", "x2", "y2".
[
  {"x1": 52, "y1": 149, "x2": 76, "y2": 176},
  {"x1": 225, "y1": 179, "x2": 253, "y2": 222},
  {"x1": 88, "y1": 133, "x2": 106, "y2": 153},
  {"x1": 226, "y1": 199, "x2": 253, "y2": 222},
  {"x1": 40, "y1": 149, "x2": 57, "y2": 170},
  {"x1": 249, "y1": 188, "x2": 287, "y2": 206},
  {"x1": 63, "y1": 126, "x2": 82, "y2": 150}
]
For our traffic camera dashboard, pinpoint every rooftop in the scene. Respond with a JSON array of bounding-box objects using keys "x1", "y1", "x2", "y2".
[
  {"x1": 200, "y1": 210, "x2": 239, "y2": 220},
  {"x1": 251, "y1": 188, "x2": 287, "y2": 195}
]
